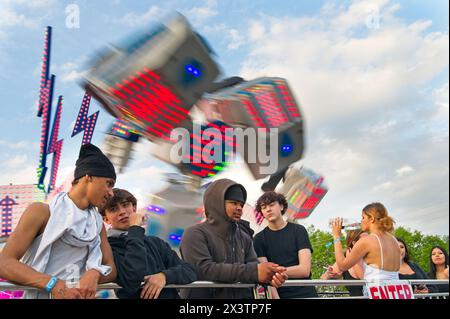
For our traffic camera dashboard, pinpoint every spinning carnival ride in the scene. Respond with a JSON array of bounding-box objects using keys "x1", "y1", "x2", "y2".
[{"x1": 82, "y1": 13, "x2": 328, "y2": 241}]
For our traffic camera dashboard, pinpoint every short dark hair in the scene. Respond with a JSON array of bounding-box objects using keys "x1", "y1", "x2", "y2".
[
  {"x1": 99, "y1": 188, "x2": 137, "y2": 216},
  {"x1": 255, "y1": 191, "x2": 288, "y2": 215}
]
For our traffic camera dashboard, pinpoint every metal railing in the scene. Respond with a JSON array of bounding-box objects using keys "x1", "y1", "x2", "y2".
[{"x1": 1, "y1": 279, "x2": 448, "y2": 299}]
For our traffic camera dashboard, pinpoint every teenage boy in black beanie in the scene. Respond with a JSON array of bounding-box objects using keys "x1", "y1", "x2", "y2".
[{"x1": 0, "y1": 143, "x2": 117, "y2": 299}]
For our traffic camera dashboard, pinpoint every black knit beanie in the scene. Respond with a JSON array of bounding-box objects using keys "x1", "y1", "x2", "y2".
[
  {"x1": 224, "y1": 184, "x2": 247, "y2": 204},
  {"x1": 74, "y1": 143, "x2": 116, "y2": 181}
]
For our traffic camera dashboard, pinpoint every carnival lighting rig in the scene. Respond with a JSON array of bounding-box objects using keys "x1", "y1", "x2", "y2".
[
  {"x1": 82, "y1": 13, "x2": 328, "y2": 237},
  {"x1": 36, "y1": 26, "x2": 64, "y2": 194},
  {"x1": 2, "y1": 13, "x2": 328, "y2": 243}
]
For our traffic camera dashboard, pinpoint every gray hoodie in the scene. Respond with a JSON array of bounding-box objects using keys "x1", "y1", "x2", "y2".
[{"x1": 180, "y1": 179, "x2": 259, "y2": 299}]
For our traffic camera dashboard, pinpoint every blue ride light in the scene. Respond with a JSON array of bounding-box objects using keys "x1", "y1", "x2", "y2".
[{"x1": 146, "y1": 204, "x2": 166, "y2": 215}]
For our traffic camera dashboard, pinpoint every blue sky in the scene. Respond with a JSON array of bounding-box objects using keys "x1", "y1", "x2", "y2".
[{"x1": 0, "y1": 0, "x2": 448, "y2": 235}]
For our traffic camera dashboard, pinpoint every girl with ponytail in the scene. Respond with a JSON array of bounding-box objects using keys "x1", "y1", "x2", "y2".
[{"x1": 330, "y1": 202, "x2": 401, "y2": 287}]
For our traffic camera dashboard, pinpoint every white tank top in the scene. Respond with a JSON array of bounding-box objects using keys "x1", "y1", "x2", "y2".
[
  {"x1": 20, "y1": 192, "x2": 108, "y2": 299},
  {"x1": 22, "y1": 233, "x2": 89, "y2": 299},
  {"x1": 363, "y1": 234, "x2": 399, "y2": 281}
]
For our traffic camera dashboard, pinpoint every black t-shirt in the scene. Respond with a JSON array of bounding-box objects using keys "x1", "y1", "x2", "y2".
[{"x1": 253, "y1": 222, "x2": 318, "y2": 298}]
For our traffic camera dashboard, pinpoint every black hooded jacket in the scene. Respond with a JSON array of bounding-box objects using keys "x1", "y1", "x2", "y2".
[
  {"x1": 108, "y1": 226, "x2": 197, "y2": 299},
  {"x1": 179, "y1": 179, "x2": 259, "y2": 299}
]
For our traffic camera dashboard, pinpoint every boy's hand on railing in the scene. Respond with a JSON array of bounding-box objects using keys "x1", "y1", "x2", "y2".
[
  {"x1": 257, "y1": 262, "x2": 280, "y2": 284},
  {"x1": 270, "y1": 267, "x2": 288, "y2": 288},
  {"x1": 79, "y1": 269, "x2": 100, "y2": 299},
  {"x1": 141, "y1": 273, "x2": 166, "y2": 299},
  {"x1": 50, "y1": 280, "x2": 82, "y2": 299}
]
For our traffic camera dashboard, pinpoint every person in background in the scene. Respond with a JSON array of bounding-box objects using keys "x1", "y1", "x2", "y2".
[
  {"x1": 321, "y1": 229, "x2": 368, "y2": 296},
  {"x1": 397, "y1": 237, "x2": 437, "y2": 294},
  {"x1": 428, "y1": 245, "x2": 449, "y2": 295},
  {"x1": 254, "y1": 191, "x2": 317, "y2": 299}
]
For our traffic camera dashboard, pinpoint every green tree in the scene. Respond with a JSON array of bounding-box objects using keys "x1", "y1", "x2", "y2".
[
  {"x1": 307, "y1": 225, "x2": 336, "y2": 279},
  {"x1": 307, "y1": 225, "x2": 347, "y2": 294}
]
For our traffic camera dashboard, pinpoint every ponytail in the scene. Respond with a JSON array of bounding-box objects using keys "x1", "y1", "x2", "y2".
[
  {"x1": 363, "y1": 202, "x2": 395, "y2": 233},
  {"x1": 378, "y1": 215, "x2": 395, "y2": 233}
]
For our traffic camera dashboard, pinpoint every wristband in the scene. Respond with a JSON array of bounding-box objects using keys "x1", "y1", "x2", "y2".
[
  {"x1": 325, "y1": 237, "x2": 342, "y2": 248},
  {"x1": 44, "y1": 276, "x2": 58, "y2": 293}
]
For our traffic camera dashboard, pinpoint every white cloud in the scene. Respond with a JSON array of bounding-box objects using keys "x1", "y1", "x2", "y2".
[
  {"x1": 115, "y1": 6, "x2": 160, "y2": 27},
  {"x1": 0, "y1": 6, "x2": 37, "y2": 28},
  {"x1": 5, "y1": 154, "x2": 28, "y2": 168},
  {"x1": 226, "y1": 29, "x2": 245, "y2": 51},
  {"x1": 201, "y1": 23, "x2": 245, "y2": 52},
  {"x1": 396, "y1": 165, "x2": 414, "y2": 177},
  {"x1": 61, "y1": 69, "x2": 87, "y2": 83},
  {"x1": 28, "y1": 0, "x2": 56, "y2": 8},
  {"x1": 330, "y1": 0, "x2": 390, "y2": 32},
  {"x1": 0, "y1": 140, "x2": 38, "y2": 150},
  {"x1": 433, "y1": 82, "x2": 449, "y2": 115},
  {"x1": 0, "y1": 0, "x2": 54, "y2": 29},
  {"x1": 0, "y1": 0, "x2": 55, "y2": 56},
  {"x1": 60, "y1": 62, "x2": 78, "y2": 71},
  {"x1": 249, "y1": 21, "x2": 265, "y2": 42},
  {"x1": 372, "y1": 181, "x2": 393, "y2": 192},
  {"x1": 307, "y1": 146, "x2": 372, "y2": 190},
  {"x1": 226, "y1": 0, "x2": 449, "y2": 235},
  {"x1": 11, "y1": 0, "x2": 57, "y2": 9},
  {"x1": 364, "y1": 120, "x2": 397, "y2": 135},
  {"x1": 318, "y1": 136, "x2": 337, "y2": 146},
  {"x1": 0, "y1": 164, "x2": 36, "y2": 185},
  {"x1": 393, "y1": 200, "x2": 449, "y2": 235},
  {"x1": 240, "y1": 3, "x2": 448, "y2": 128},
  {"x1": 53, "y1": 165, "x2": 75, "y2": 192},
  {"x1": 202, "y1": 23, "x2": 227, "y2": 34},
  {"x1": 188, "y1": 0, "x2": 218, "y2": 21}
]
